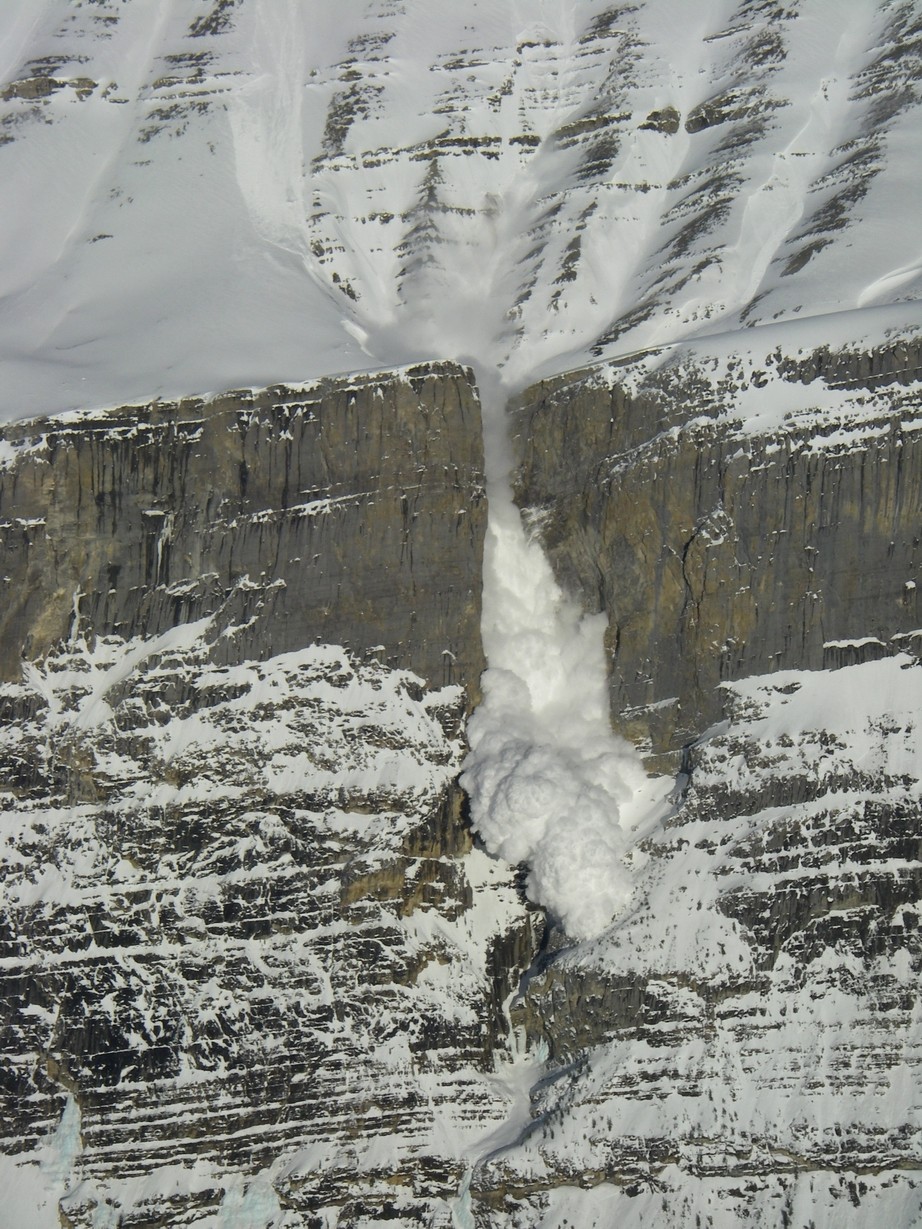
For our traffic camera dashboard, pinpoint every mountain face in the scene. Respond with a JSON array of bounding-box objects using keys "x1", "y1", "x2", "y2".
[
  {"x1": 2, "y1": 1, "x2": 922, "y2": 1227},
  {"x1": 0, "y1": 368, "x2": 539, "y2": 1228},
  {"x1": 493, "y1": 335, "x2": 922, "y2": 1226},
  {"x1": 514, "y1": 326, "x2": 922, "y2": 759}
]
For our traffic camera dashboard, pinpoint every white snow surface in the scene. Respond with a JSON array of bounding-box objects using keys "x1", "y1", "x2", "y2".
[{"x1": 1, "y1": 0, "x2": 920, "y2": 415}]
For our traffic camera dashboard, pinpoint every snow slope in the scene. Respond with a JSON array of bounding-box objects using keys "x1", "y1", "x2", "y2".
[{"x1": 2, "y1": 0, "x2": 921, "y2": 417}]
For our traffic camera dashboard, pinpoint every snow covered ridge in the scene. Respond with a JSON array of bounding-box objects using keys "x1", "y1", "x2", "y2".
[
  {"x1": 524, "y1": 303, "x2": 922, "y2": 440},
  {"x1": 1, "y1": 0, "x2": 922, "y2": 416},
  {"x1": 582, "y1": 304, "x2": 922, "y2": 440}
]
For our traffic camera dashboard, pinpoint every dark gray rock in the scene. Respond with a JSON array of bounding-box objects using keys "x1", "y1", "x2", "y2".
[
  {"x1": 512, "y1": 340, "x2": 922, "y2": 759},
  {"x1": 0, "y1": 362, "x2": 486, "y2": 700}
]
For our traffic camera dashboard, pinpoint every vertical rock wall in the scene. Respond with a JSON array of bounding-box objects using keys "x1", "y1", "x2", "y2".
[
  {"x1": 0, "y1": 362, "x2": 485, "y2": 697},
  {"x1": 513, "y1": 341, "x2": 922, "y2": 758},
  {"x1": 0, "y1": 365, "x2": 540, "y2": 1228}
]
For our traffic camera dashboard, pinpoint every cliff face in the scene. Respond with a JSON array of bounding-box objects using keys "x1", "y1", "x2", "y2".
[
  {"x1": 3, "y1": 341, "x2": 922, "y2": 1228},
  {"x1": 513, "y1": 335, "x2": 922, "y2": 760},
  {"x1": 0, "y1": 366, "x2": 538, "y2": 1228},
  {"x1": 3, "y1": 342, "x2": 922, "y2": 1229},
  {"x1": 0, "y1": 362, "x2": 485, "y2": 696},
  {"x1": 477, "y1": 332, "x2": 922, "y2": 1226}
]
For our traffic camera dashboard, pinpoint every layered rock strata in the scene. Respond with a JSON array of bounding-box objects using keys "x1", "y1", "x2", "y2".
[
  {"x1": 513, "y1": 336, "x2": 922, "y2": 759},
  {"x1": 471, "y1": 656, "x2": 922, "y2": 1227},
  {"x1": 0, "y1": 366, "x2": 538, "y2": 1228},
  {"x1": 471, "y1": 333, "x2": 922, "y2": 1226}
]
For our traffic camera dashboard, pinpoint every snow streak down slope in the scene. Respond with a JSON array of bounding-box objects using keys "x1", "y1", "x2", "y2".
[
  {"x1": 1, "y1": 0, "x2": 922, "y2": 414},
  {"x1": 231, "y1": 0, "x2": 922, "y2": 386}
]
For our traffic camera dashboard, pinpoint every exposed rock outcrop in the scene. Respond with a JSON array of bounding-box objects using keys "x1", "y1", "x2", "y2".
[
  {"x1": 513, "y1": 337, "x2": 922, "y2": 760},
  {"x1": 0, "y1": 362, "x2": 485, "y2": 697},
  {"x1": 0, "y1": 366, "x2": 539, "y2": 1228}
]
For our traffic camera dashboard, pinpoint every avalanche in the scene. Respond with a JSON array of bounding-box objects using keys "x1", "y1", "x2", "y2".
[
  {"x1": 2, "y1": 0, "x2": 921, "y2": 936},
  {"x1": 2, "y1": 0, "x2": 922, "y2": 1222}
]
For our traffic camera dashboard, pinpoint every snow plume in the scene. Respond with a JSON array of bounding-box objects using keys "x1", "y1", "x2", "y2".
[{"x1": 460, "y1": 371, "x2": 645, "y2": 940}]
